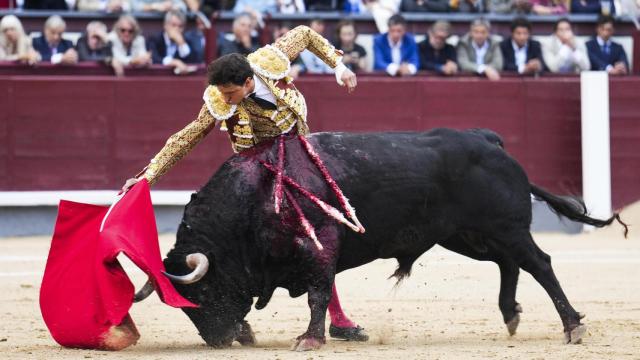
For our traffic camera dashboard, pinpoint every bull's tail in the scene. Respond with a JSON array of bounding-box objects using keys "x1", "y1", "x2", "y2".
[{"x1": 530, "y1": 183, "x2": 629, "y2": 238}]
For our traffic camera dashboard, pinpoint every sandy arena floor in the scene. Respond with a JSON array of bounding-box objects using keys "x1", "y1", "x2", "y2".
[{"x1": 1, "y1": 204, "x2": 639, "y2": 359}]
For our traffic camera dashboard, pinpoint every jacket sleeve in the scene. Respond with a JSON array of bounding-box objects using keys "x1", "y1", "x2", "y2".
[
  {"x1": 586, "y1": 42, "x2": 607, "y2": 70},
  {"x1": 272, "y1": 25, "x2": 342, "y2": 68},
  {"x1": 139, "y1": 104, "x2": 217, "y2": 186},
  {"x1": 500, "y1": 42, "x2": 517, "y2": 72},
  {"x1": 147, "y1": 36, "x2": 163, "y2": 64},
  {"x1": 456, "y1": 42, "x2": 478, "y2": 72},
  {"x1": 407, "y1": 37, "x2": 420, "y2": 70},
  {"x1": 489, "y1": 42, "x2": 504, "y2": 71},
  {"x1": 373, "y1": 36, "x2": 390, "y2": 70}
]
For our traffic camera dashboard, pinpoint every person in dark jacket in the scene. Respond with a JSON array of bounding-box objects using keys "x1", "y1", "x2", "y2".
[
  {"x1": 499, "y1": 17, "x2": 546, "y2": 75},
  {"x1": 585, "y1": 14, "x2": 628, "y2": 75},
  {"x1": 147, "y1": 10, "x2": 201, "y2": 73},
  {"x1": 418, "y1": 20, "x2": 457, "y2": 75},
  {"x1": 32, "y1": 15, "x2": 77, "y2": 64}
]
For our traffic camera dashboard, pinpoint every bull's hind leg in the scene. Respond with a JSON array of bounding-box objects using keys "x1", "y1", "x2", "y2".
[
  {"x1": 504, "y1": 230, "x2": 585, "y2": 344},
  {"x1": 440, "y1": 238, "x2": 522, "y2": 335}
]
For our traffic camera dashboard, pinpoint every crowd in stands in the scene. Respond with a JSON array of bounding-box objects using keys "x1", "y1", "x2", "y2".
[{"x1": 0, "y1": 0, "x2": 633, "y2": 77}]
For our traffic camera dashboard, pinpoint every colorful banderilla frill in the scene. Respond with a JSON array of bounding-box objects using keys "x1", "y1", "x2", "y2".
[{"x1": 260, "y1": 135, "x2": 365, "y2": 251}]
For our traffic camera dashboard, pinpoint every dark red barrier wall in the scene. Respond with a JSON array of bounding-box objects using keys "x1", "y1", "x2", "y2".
[{"x1": 0, "y1": 75, "x2": 638, "y2": 209}]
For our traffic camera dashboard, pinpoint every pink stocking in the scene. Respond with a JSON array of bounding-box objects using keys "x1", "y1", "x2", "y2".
[{"x1": 327, "y1": 283, "x2": 357, "y2": 328}]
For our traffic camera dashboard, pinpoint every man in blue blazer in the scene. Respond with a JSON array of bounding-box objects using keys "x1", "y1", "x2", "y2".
[
  {"x1": 32, "y1": 15, "x2": 77, "y2": 64},
  {"x1": 373, "y1": 14, "x2": 420, "y2": 76},
  {"x1": 585, "y1": 15, "x2": 628, "y2": 75},
  {"x1": 147, "y1": 10, "x2": 202, "y2": 73},
  {"x1": 500, "y1": 17, "x2": 546, "y2": 75}
]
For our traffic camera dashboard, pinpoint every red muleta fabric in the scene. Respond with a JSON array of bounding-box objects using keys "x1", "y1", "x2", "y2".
[{"x1": 39, "y1": 179, "x2": 197, "y2": 350}]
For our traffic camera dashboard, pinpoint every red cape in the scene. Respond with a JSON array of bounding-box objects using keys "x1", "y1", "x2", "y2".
[{"x1": 40, "y1": 180, "x2": 197, "y2": 350}]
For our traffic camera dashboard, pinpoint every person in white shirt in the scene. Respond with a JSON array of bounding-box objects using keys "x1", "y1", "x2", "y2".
[
  {"x1": 542, "y1": 18, "x2": 590, "y2": 73},
  {"x1": 456, "y1": 18, "x2": 503, "y2": 81}
]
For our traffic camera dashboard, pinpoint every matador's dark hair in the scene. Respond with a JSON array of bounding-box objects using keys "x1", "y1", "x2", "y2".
[{"x1": 207, "y1": 53, "x2": 254, "y2": 86}]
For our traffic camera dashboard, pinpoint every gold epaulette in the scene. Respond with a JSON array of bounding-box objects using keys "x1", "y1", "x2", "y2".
[
  {"x1": 247, "y1": 45, "x2": 291, "y2": 81},
  {"x1": 202, "y1": 85, "x2": 236, "y2": 121}
]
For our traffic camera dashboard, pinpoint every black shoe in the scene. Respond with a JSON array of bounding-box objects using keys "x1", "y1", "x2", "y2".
[{"x1": 329, "y1": 324, "x2": 369, "y2": 342}]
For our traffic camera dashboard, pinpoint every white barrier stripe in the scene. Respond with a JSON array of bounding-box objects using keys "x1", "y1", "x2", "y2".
[{"x1": 0, "y1": 190, "x2": 194, "y2": 206}]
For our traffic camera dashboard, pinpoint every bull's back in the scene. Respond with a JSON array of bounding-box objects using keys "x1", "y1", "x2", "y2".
[{"x1": 308, "y1": 129, "x2": 532, "y2": 271}]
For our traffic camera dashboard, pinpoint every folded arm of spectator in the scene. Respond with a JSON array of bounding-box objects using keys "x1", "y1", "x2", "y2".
[{"x1": 570, "y1": 0, "x2": 601, "y2": 13}]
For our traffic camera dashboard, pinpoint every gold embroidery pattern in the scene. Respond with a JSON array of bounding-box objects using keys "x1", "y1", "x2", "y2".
[
  {"x1": 231, "y1": 107, "x2": 255, "y2": 152},
  {"x1": 143, "y1": 104, "x2": 216, "y2": 185},
  {"x1": 246, "y1": 45, "x2": 291, "y2": 80},
  {"x1": 273, "y1": 25, "x2": 343, "y2": 68}
]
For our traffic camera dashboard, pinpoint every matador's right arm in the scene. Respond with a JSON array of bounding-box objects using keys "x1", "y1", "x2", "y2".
[{"x1": 136, "y1": 104, "x2": 216, "y2": 186}]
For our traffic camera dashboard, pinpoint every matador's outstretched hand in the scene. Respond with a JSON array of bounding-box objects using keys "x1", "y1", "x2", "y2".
[{"x1": 340, "y1": 68, "x2": 358, "y2": 93}]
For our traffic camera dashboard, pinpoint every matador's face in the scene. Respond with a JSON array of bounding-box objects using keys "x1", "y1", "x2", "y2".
[{"x1": 217, "y1": 77, "x2": 254, "y2": 106}]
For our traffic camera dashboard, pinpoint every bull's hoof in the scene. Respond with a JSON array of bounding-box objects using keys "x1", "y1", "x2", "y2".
[
  {"x1": 505, "y1": 304, "x2": 523, "y2": 336},
  {"x1": 564, "y1": 324, "x2": 587, "y2": 344},
  {"x1": 291, "y1": 335, "x2": 325, "y2": 351},
  {"x1": 329, "y1": 324, "x2": 369, "y2": 342},
  {"x1": 236, "y1": 321, "x2": 256, "y2": 346},
  {"x1": 506, "y1": 314, "x2": 520, "y2": 336}
]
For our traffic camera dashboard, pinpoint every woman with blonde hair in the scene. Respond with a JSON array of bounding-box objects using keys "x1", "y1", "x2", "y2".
[
  {"x1": 108, "y1": 14, "x2": 151, "y2": 66},
  {"x1": 0, "y1": 15, "x2": 40, "y2": 64}
]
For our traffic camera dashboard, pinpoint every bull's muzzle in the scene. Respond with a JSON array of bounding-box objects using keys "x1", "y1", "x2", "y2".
[{"x1": 133, "y1": 253, "x2": 209, "y2": 302}]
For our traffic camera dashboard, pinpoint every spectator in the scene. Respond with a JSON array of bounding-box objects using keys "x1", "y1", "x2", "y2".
[
  {"x1": 133, "y1": 0, "x2": 186, "y2": 12},
  {"x1": 108, "y1": 14, "x2": 152, "y2": 67},
  {"x1": 0, "y1": 15, "x2": 39, "y2": 64},
  {"x1": 233, "y1": 0, "x2": 277, "y2": 13},
  {"x1": 542, "y1": 18, "x2": 590, "y2": 73},
  {"x1": 450, "y1": 0, "x2": 485, "y2": 12},
  {"x1": 77, "y1": 0, "x2": 132, "y2": 11},
  {"x1": 219, "y1": 12, "x2": 260, "y2": 56},
  {"x1": 148, "y1": 10, "x2": 201, "y2": 73},
  {"x1": 530, "y1": 0, "x2": 568, "y2": 14},
  {"x1": 32, "y1": 15, "x2": 78, "y2": 65},
  {"x1": 24, "y1": 0, "x2": 71, "y2": 9},
  {"x1": 278, "y1": 0, "x2": 306, "y2": 12},
  {"x1": 373, "y1": 14, "x2": 419, "y2": 76},
  {"x1": 571, "y1": 0, "x2": 615, "y2": 13},
  {"x1": 300, "y1": 19, "x2": 334, "y2": 73},
  {"x1": 456, "y1": 18, "x2": 502, "y2": 80},
  {"x1": 499, "y1": 17, "x2": 546, "y2": 75},
  {"x1": 400, "y1": 0, "x2": 451, "y2": 13},
  {"x1": 418, "y1": 20, "x2": 457, "y2": 75},
  {"x1": 585, "y1": 14, "x2": 628, "y2": 75},
  {"x1": 199, "y1": 0, "x2": 231, "y2": 16},
  {"x1": 77, "y1": 21, "x2": 125, "y2": 76},
  {"x1": 334, "y1": 20, "x2": 367, "y2": 72}
]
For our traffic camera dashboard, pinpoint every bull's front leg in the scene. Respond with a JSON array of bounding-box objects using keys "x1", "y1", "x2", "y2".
[{"x1": 292, "y1": 281, "x2": 332, "y2": 351}]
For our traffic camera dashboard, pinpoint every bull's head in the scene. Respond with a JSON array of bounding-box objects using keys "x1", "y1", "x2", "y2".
[{"x1": 135, "y1": 252, "x2": 253, "y2": 347}]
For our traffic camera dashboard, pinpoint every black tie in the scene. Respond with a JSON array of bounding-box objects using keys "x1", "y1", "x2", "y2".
[{"x1": 249, "y1": 93, "x2": 277, "y2": 110}]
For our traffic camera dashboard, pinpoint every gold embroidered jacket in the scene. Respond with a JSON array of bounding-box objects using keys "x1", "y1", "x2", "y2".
[{"x1": 140, "y1": 26, "x2": 343, "y2": 186}]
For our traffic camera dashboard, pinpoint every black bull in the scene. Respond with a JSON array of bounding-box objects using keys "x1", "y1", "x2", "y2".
[{"x1": 162, "y1": 128, "x2": 626, "y2": 349}]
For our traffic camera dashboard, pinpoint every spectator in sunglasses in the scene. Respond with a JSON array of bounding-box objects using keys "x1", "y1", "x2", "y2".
[{"x1": 109, "y1": 14, "x2": 151, "y2": 67}]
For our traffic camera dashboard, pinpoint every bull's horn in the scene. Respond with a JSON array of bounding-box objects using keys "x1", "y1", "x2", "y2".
[
  {"x1": 133, "y1": 279, "x2": 155, "y2": 302},
  {"x1": 163, "y1": 253, "x2": 209, "y2": 284}
]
